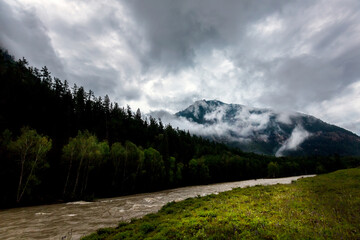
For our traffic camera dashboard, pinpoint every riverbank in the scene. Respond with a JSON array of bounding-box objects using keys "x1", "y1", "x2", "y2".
[
  {"x1": 83, "y1": 168, "x2": 360, "y2": 240},
  {"x1": 0, "y1": 175, "x2": 314, "y2": 240}
]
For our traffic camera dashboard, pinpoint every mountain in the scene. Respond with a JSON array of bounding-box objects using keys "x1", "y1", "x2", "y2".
[{"x1": 175, "y1": 100, "x2": 360, "y2": 156}]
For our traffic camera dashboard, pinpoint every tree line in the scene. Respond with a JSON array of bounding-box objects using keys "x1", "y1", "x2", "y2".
[{"x1": 0, "y1": 48, "x2": 359, "y2": 207}]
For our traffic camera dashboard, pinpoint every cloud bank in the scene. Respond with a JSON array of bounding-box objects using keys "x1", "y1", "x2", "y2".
[
  {"x1": 152, "y1": 101, "x2": 286, "y2": 140},
  {"x1": 151, "y1": 101, "x2": 311, "y2": 155}
]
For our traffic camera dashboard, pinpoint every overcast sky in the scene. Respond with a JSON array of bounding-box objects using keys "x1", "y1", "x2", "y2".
[{"x1": 1, "y1": 0, "x2": 359, "y2": 135}]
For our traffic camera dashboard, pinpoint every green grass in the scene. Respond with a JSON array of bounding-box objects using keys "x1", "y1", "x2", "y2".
[{"x1": 82, "y1": 168, "x2": 360, "y2": 239}]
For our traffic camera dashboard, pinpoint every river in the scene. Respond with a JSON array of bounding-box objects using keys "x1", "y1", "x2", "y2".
[{"x1": 0, "y1": 175, "x2": 315, "y2": 239}]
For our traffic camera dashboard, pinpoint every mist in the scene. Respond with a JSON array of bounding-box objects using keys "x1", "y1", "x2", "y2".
[{"x1": 276, "y1": 125, "x2": 311, "y2": 156}]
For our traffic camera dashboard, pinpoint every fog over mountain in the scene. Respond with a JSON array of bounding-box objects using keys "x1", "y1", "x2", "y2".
[{"x1": 151, "y1": 100, "x2": 360, "y2": 156}]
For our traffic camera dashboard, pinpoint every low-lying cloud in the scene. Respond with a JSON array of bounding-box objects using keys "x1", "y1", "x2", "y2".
[
  {"x1": 151, "y1": 101, "x2": 296, "y2": 144},
  {"x1": 275, "y1": 125, "x2": 311, "y2": 157},
  {"x1": 150, "y1": 101, "x2": 316, "y2": 155}
]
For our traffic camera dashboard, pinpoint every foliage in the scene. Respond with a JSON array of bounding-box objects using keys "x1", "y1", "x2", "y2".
[
  {"x1": 267, "y1": 161, "x2": 279, "y2": 178},
  {"x1": 7, "y1": 127, "x2": 51, "y2": 203},
  {"x1": 110, "y1": 142, "x2": 126, "y2": 189},
  {"x1": 82, "y1": 168, "x2": 360, "y2": 240},
  {"x1": 143, "y1": 147, "x2": 165, "y2": 190},
  {"x1": 62, "y1": 130, "x2": 103, "y2": 199},
  {"x1": 189, "y1": 158, "x2": 210, "y2": 184}
]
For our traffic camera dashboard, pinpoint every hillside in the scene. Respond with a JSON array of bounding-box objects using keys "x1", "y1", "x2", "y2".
[
  {"x1": 83, "y1": 168, "x2": 360, "y2": 240},
  {"x1": 176, "y1": 100, "x2": 360, "y2": 156}
]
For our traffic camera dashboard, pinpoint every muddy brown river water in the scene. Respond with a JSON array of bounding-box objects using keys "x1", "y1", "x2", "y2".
[{"x1": 0, "y1": 175, "x2": 315, "y2": 239}]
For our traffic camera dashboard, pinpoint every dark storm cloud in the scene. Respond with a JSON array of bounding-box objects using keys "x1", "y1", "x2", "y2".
[
  {"x1": 268, "y1": 46, "x2": 360, "y2": 109},
  {"x1": 223, "y1": 0, "x2": 360, "y2": 112},
  {"x1": 0, "y1": 1, "x2": 64, "y2": 78},
  {"x1": 123, "y1": 0, "x2": 289, "y2": 73},
  {"x1": 124, "y1": 0, "x2": 360, "y2": 103},
  {"x1": 257, "y1": 55, "x2": 344, "y2": 109}
]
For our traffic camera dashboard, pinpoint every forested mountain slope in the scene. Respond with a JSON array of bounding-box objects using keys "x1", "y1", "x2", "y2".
[{"x1": 176, "y1": 100, "x2": 360, "y2": 156}]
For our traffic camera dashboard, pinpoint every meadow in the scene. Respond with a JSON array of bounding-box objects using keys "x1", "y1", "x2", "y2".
[{"x1": 83, "y1": 168, "x2": 360, "y2": 239}]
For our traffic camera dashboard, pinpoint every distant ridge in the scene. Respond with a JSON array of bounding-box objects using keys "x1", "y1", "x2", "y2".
[{"x1": 176, "y1": 100, "x2": 360, "y2": 156}]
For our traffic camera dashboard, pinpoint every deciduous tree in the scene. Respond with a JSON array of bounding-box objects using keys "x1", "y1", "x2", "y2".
[{"x1": 8, "y1": 127, "x2": 52, "y2": 203}]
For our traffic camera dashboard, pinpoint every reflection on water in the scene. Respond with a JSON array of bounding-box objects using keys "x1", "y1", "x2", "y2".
[{"x1": 0, "y1": 175, "x2": 314, "y2": 240}]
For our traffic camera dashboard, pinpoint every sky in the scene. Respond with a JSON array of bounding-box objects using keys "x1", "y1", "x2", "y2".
[{"x1": 1, "y1": 0, "x2": 360, "y2": 135}]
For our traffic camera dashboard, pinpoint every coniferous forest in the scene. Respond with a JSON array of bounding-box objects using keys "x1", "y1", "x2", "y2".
[{"x1": 1, "y1": 48, "x2": 359, "y2": 208}]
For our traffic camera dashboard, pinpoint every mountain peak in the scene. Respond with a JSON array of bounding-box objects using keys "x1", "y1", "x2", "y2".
[
  {"x1": 175, "y1": 100, "x2": 360, "y2": 156},
  {"x1": 177, "y1": 99, "x2": 226, "y2": 122}
]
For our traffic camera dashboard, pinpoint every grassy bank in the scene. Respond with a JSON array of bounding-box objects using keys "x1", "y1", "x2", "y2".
[{"x1": 83, "y1": 168, "x2": 360, "y2": 239}]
